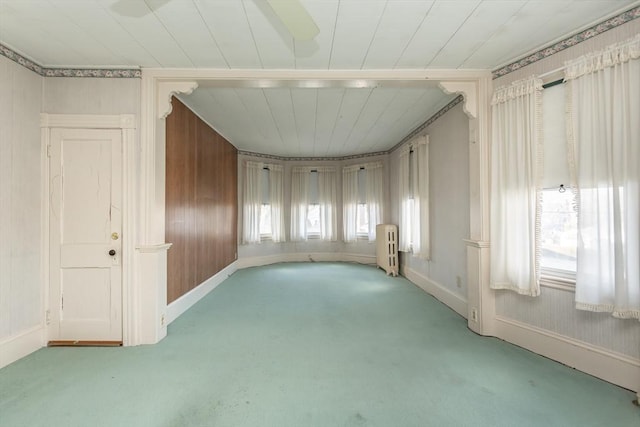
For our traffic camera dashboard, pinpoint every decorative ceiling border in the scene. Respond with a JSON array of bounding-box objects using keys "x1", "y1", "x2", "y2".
[
  {"x1": 492, "y1": 5, "x2": 640, "y2": 79},
  {"x1": 0, "y1": 43, "x2": 141, "y2": 78},
  {"x1": 389, "y1": 95, "x2": 464, "y2": 154},
  {"x1": 238, "y1": 149, "x2": 389, "y2": 162}
]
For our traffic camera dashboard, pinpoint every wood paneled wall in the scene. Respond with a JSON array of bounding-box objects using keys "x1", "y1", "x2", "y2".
[{"x1": 165, "y1": 97, "x2": 238, "y2": 304}]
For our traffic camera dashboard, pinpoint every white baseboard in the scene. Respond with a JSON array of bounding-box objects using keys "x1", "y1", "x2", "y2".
[
  {"x1": 341, "y1": 253, "x2": 377, "y2": 265},
  {"x1": 0, "y1": 326, "x2": 44, "y2": 369},
  {"x1": 403, "y1": 266, "x2": 468, "y2": 319},
  {"x1": 166, "y1": 261, "x2": 238, "y2": 325},
  {"x1": 495, "y1": 315, "x2": 640, "y2": 393},
  {"x1": 236, "y1": 252, "x2": 376, "y2": 269}
]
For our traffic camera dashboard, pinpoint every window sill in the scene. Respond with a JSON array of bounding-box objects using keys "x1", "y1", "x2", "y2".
[{"x1": 540, "y1": 275, "x2": 575, "y2": 292}]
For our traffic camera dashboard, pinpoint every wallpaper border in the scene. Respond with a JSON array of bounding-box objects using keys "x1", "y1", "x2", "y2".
[
  {"x1": 492, "y1": 5, "x2": 640, "y2": 79},
  {"x1": 0, "y1": 43, "x2": 141, "y2": 78}
]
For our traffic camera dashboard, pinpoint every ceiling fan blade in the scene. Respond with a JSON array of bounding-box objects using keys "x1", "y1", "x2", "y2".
[{"x1": 266, "y1": 0, "x2": 320, "y2": 41}]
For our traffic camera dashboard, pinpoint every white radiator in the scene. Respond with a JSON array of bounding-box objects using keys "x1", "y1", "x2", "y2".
[{"x1": 376, "y1": 224, "x2": 398, "y2": 277}]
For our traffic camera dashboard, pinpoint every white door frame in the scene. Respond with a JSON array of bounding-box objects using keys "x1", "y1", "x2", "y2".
[{"x1": 41, "y1": 114, "x2": 136, "y2": 346}]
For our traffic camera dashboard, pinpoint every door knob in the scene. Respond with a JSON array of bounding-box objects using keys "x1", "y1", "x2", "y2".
[{"x1": 109, "y1": 249, "x2": 116, "y2": 256}]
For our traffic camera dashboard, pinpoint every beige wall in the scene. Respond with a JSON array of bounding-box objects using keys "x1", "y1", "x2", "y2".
[
  {"x1": 0, "y1": 56, "x2": 43, "y2": 343},
  {"x1": 43, "y1": 77, "x2": 140, "y2": 115},
  {"x1": 389, "y1": 102, "x2": 470, "y2": 301}
]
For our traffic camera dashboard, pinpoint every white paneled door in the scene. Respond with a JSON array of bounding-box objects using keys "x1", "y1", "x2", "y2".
[{"x1": 48, "y1": 128, "x2": 122, "y2": 344}]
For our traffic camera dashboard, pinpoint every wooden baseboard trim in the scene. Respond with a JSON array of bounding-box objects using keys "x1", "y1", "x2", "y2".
[{"x1": 48, "y1": 340, "x2": 122, "y2": 347}]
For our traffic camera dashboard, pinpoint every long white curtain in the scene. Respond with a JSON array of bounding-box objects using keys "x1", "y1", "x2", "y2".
[
  {"x1": 490, "y1": 76, "x2": 543, "y2": 297},
  {"x1": 365, "y1": 162, "x2": 384, "y2": 241},
  {"x1": 290, "y1": 167, "x2": 310, "y2": 241},
  {"x1": 565, "y1": 35, "x2": 640, "y2": 320},
  {"x1": 413, "y1": 137, "x2": 429, "y2": 259},
  {"x1": 317, "y1": 167, "x2": 338, "y2": 241},
  {"x1": 343, "y1": 162, "x2": 384, "y2": 242},
  {"x1": 398, "y1": 148, "x2": 412, "y2": 252},
  {"x1": 342, "y1": 166, "x2": 359, "y2": 242},
  {"x1": 269, "y1": 164, "x2": 286, "y2": 243},
  {"x1": 398, "y1": 136, "x2": 429, "y2": 257},
  {"x1": 242, "y1": 161, "x2": 263, "y2": 244}
]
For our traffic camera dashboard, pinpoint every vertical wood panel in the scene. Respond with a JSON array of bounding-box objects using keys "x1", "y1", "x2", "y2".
[{"x1": 166, "y1": 97, "x2": 238, "y2": 304}]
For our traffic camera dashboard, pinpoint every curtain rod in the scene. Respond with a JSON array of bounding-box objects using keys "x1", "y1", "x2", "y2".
[
  {"x1": 542, "y1": 78, "x2": 564, "y2": 89},
  {"x1": 539, "y1": 65, "x2": 565, "y2": 78}
]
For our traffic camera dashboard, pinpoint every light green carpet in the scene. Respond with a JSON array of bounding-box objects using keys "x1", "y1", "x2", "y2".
[{"x1": 1, "y1": 262, "x2": 638, "y2": 426}]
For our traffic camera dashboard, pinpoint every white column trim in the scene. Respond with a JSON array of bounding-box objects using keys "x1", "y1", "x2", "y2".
[
  {"x1": 439, "y1": 81, "x2": 478, "y2": 119},
  {"x1": 138, "y1": 67, "x2": 493, "y2": 346},
  {"x1": 157, "y1": 81, "x2": 198, "y2": 119}
]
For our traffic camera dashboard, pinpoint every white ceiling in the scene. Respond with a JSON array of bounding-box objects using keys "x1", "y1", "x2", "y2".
[{"x1": 1, "y1": 0, "x2": 637, "y2": 156}]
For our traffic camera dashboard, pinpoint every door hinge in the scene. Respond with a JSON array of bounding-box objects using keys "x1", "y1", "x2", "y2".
[
  {"x1": 45, "y1": 309, "x2": 51, "y2": 325},
  {"x1": 61, "y1": 295, "x2": 64, "y2": 311},
  {"x1": 46, "y1": 144, "x2": 51, "y2": 158}
]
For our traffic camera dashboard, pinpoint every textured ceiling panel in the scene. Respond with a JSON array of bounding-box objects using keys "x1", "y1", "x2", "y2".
[{"x1": 1, "y1": 0, "x2": 637, "y2": 156}]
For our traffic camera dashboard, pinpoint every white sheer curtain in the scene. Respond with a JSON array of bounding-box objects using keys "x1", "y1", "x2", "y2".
[
  {"x1": 269, "y1": 164, "x2": 286, "y2": 243},
  {"x1": 342, "y1": 166, "x2": 359, "y2": 242},
  {"x1": 242, "y1": 161, "x2": 263, "y2": 244},
  {"x1": 565, "y1": 35, "x2": 640, "y2": 320},
  {"x1": 317, "y1": 167, "x2": 338, "y2": 241},
  {"x1": 343, "y1": 161, "x2": 384, "y2": 242},
  {"x1": 290, "y1": 167, "x2": 310, "y2": 242},
  {"x1": 490, "y1": 76, "x2": 543, "y2": 297},
  {"x1": 413, "y1": 137, "x2": 429, "y2": 259},
  {"x1": 365, "y1": 162, "x2": 384, "y2": 241},
  {"x1": 398, "y1": 148, "x2": 412, "y2": 252},
  {"x1": 397, "y1": 136, "x2": 429, "y2": 257}
]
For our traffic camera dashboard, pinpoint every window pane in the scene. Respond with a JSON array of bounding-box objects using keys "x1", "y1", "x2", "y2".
[
  {"x1": 261, "y1": 168, "x2": 270, "y2": 205},
  {"x1": 356, "y1": 203, "x2": 368, "y2": 235},
  {"x1": 260, "y1": 204, "x2": 272, "y2": 236},
  {"x1": 406, "y1": 198, "x2": 414, "y2": 245},
  {"x1": 542, "y1": 84, "x2": 570, "y2": 188},
  {"x1": 309, "y1": 171, "x2": 319, "y2": 204},
  {"x1": 357, "y1": 169, "x2": 367, "y2": 204},
  {"x1": 540, "y1": 189, "x2": 577, "y2": 272},
  {"x1": 307, "y1": 204, "x2": 320, "y2": 234}
]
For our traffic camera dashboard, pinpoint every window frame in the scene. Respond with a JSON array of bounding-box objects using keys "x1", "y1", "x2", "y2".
[
  {"x1": 538, "y1": 81, "x2": 577, "y2": 290},
  {"x1": 355, "y1": 202, "x2": 369, "y2": 240},
  {"x1": 259, "y1": 202, "x2": 273, "y2": 241},
  {"x1": 306, "y1": 203, "x2": 321, "y2": 239},
  {"x1": 539, "y1": 186, "x2": 577, "y2": 290}
]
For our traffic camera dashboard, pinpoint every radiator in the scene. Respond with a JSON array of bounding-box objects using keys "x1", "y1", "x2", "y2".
[{"x1": 376, "y1": 224, "x2": 398, "y2": 277}]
